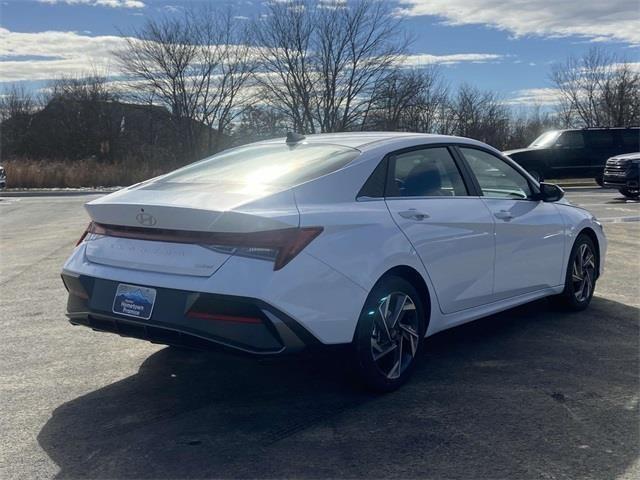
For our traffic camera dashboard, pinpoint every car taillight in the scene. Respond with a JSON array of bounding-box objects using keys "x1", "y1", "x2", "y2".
[
  {"x1": 75, "y1": 222, "x2": 92, "y2": 246},
  {"x1": 201, "y1": 227, "x2": 324, "y2": 270}
]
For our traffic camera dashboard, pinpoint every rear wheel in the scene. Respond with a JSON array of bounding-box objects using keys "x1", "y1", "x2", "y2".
[
  {"x1": 554, "y1": 234, "x2": 598, "y2": 311},
  {"x1": 352, "y1": 276, "x2": 427, "y2": 392}
]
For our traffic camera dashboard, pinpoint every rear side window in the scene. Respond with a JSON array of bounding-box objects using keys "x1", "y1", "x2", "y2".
[
  {"x1": 460, "y1": 148, "x2": 532, "y2": 200},
  {"x1": 622, "y1": 129, "x2": 640, "y2": 149},
  {"x1": 387, "y1": 147, "x2": 468, "y2": 197},
  {"x1": 557, "y1": 131, "x2": 584, "y2": 148},
  {"x1": 154, "y1": 143, "x2": 360, "y2": 189},
  {"x1": 358, "y1": 158, "x2": 388, "y2": 198},
  {"x1": 586, "y1": 130, "x2": 615, "y2": 148}
]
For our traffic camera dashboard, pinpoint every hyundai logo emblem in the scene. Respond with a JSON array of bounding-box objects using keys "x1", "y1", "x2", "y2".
[{"x1": 136, "y1": 212, "x2": 157, "y2": 226}]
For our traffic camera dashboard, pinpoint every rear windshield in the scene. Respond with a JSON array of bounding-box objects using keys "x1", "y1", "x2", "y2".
[{"x1": 156, "y1": 143, "x2": 360, "y2": 188}]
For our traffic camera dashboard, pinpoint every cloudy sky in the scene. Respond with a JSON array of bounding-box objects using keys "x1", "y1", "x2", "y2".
[{"x1": 0, "y1": 0, "x2": 638, "y2": 106}]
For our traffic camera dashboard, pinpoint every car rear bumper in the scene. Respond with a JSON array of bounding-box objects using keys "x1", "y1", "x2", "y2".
[{"x1": 61, "y1": 273, "x2": 322, "y2": 355}]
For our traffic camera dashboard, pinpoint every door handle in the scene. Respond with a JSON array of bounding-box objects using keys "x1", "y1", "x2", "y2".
[
  {"x1": 398, "y1": 209, "x2": 430, "y2": 221},
  {"x1": 494, "y1": 210, "x2": 514, "y2": 221}
]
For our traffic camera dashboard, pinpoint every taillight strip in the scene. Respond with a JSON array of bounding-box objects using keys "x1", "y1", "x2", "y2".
[
  {"x1": 88, "y1": 222, "x2": 316, "y2": 247},
  {"x1": 86, "y1": 222, "x2": 323, "y2": 270}
]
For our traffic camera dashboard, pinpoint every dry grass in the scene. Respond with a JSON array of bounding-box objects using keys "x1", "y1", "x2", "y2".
[{"x1": 2, "y1": 158, "x2": 175, "y2": 189}]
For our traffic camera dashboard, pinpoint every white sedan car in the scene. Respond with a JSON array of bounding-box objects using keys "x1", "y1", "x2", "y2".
[{"x1": 62, "y1": 132, "x2": 606, "y2": 391}]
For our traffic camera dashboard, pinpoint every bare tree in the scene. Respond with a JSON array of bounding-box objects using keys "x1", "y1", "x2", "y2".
[
  {"x1": 193, "y1": 7, "x2": 257, "y2": 151},
  {"x1": 253, "y1": 0, "x2": 317, "y2": 133},
  {"x1": 363, "y1": 67, "x2": 449, "y2": 132},
  {"x1": 0, "y1": 84, "x2": 36, "y2": 156},
  {"x1": 254, "y1": 0, "x2": 408, "y2": 133},
  {"x1": 234, "y1": 105, "x2": 289, "y2": 143},
  {"x1": 0, "y1": 84, "x2": 35, "y2": 123},
  {"x1": 551, "y1": 47, "x2": 640, "y2": 127},
  {"x1": 115, "y1": 6, "x2": 255, "y2": 157},
  {"x1": 506, "y1": 106, "x2": 557, "y2": 149},
  {"x1": 450, "y1": 84, "x2": 511, "y2": 149},
  {"x1": 46, "y1": 73, "x2": 118, "y2": 104}
]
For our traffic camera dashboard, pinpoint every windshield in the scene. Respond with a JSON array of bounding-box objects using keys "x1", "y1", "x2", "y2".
[
  {"x1": 529, "y1": 131, "x2": 560, "y2": 148},
  {"x1": 155, "y1": 143, "x2": 360, "y2": 189}
]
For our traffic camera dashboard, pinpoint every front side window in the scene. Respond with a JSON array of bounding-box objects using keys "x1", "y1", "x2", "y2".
[
  {"x1": 460, "y1": 148, "x2": 532, "y2": 200},
  {"x1": 387, "y1": 147, "x2": 468, "y2": 197},
  {"x1": 556, "y1": 131, "x2": 585, "y2": 148}
]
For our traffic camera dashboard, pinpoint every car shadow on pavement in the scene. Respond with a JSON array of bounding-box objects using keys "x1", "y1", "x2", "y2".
[
  {"x1": 38, "y1": 296, "x2": 639, "y2": 479},
  {"x1": 605, "y1": 194, "x2": 639, "y2": 203}
]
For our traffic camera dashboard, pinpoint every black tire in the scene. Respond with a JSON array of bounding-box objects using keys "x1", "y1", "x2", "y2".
[
  {"x1": 553, "y1": 234, "x2": 598, "y2": 311},
  {"x1": 595, "y1": 175, "x2": 604, "y2": 187},
  {"x1": 619, "y1": 188, "x2": 639, "y2": 199},
  {"x1": 352, "y1": 275, "x2": 427, "y2": 392}
]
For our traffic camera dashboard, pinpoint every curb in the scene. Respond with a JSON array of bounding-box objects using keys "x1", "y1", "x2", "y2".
[{"x1": 0, "y1": 189, "x2": 117, "y2": 197}]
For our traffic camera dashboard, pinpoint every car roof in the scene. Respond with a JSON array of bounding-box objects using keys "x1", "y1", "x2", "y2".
[
  {"x1": 559, "y1": 127, "x2": 639, "y2": 133},
  {"x1": 257, "y1": 132, "x2": 470, "y2": 150}
]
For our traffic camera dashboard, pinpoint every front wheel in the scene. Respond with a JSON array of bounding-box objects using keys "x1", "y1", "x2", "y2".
[
  {"x1": 619, "y1": 187, "x2": 639, "y2": 199},
  {"x1": 553, "y1": 234, "x2": 598, "y2": 311},
  {"x1": 352, "y1": 276, "x2": 427, "y2": 392},
  {"x1": 595, "y1": 175, "x2": 604, "y2": 187}
]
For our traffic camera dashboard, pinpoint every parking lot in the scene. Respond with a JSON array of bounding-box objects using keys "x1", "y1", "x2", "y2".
[{"x1": 0, "y1": 188, "x2": 638, "y2": 479}]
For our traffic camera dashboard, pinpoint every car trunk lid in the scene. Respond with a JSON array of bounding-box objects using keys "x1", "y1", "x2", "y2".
[{"x1": 82, "y1": 183, "x2": 299, "y2": 276}]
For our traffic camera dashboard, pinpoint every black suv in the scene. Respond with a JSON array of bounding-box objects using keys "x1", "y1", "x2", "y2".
[{"x1": 504, "y1": 127, "x2": 640, "y2": 183}]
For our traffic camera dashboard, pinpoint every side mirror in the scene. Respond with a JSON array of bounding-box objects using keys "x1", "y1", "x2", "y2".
[{"x1": 538, "y1": 182, "x2": 564, "y2": 202}]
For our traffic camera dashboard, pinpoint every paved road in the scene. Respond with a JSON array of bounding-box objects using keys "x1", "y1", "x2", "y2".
[{"x1": 0, "y1": 189, "x2": 638, "y2": 479}]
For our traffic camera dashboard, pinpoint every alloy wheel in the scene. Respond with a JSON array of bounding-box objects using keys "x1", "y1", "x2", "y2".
[
  {"x1": 571, "y1": 243, "x2": 596, "y2": 302},
  {"x1": 370, "y1": 292, "x2": 420, "y2": 380}
]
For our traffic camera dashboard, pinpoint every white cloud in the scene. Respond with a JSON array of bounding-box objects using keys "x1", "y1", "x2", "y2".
[
  {"x1": 402, "y1": 52, "x2": 504, "y2": 66},
  {"x1": 397, "y1": 0, "x2": 640, "y2": 45},
  {"x1": 505, "y1": 88, "x2": 562, "y2": 106},
  {"x1": 611, "y1": 62, "x2": 640, "y2": 73},
  {"x1": 0, "y1": 28, "x2": 266, "y2": 83},
  {"x1": 38, "y1": 0, "x2": 145, "y2": 8},
  {"x1": 0, "y1": 28, "x2": 127, "y2": 81},
  {"x1": 160, "y1": 5, "x2": 182, "y2": 13}
]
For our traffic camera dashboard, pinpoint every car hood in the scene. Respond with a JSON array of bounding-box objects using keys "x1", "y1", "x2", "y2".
[{"x1": 610, "y1": 152, "x2": 640, "y2": 161}]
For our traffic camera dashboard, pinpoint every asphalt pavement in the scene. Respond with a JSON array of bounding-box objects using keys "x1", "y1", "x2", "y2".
[{"x1": 0, "y1": 188, "x2": 638, "y2": 479}]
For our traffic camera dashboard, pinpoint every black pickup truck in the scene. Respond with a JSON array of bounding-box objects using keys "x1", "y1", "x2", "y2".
[
  {"x1": 603, "y1": 152, "x2": 640, "y2": 199},
  {"x1": 504, "y1": 127, "x2": 640, "y2": 183}
]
